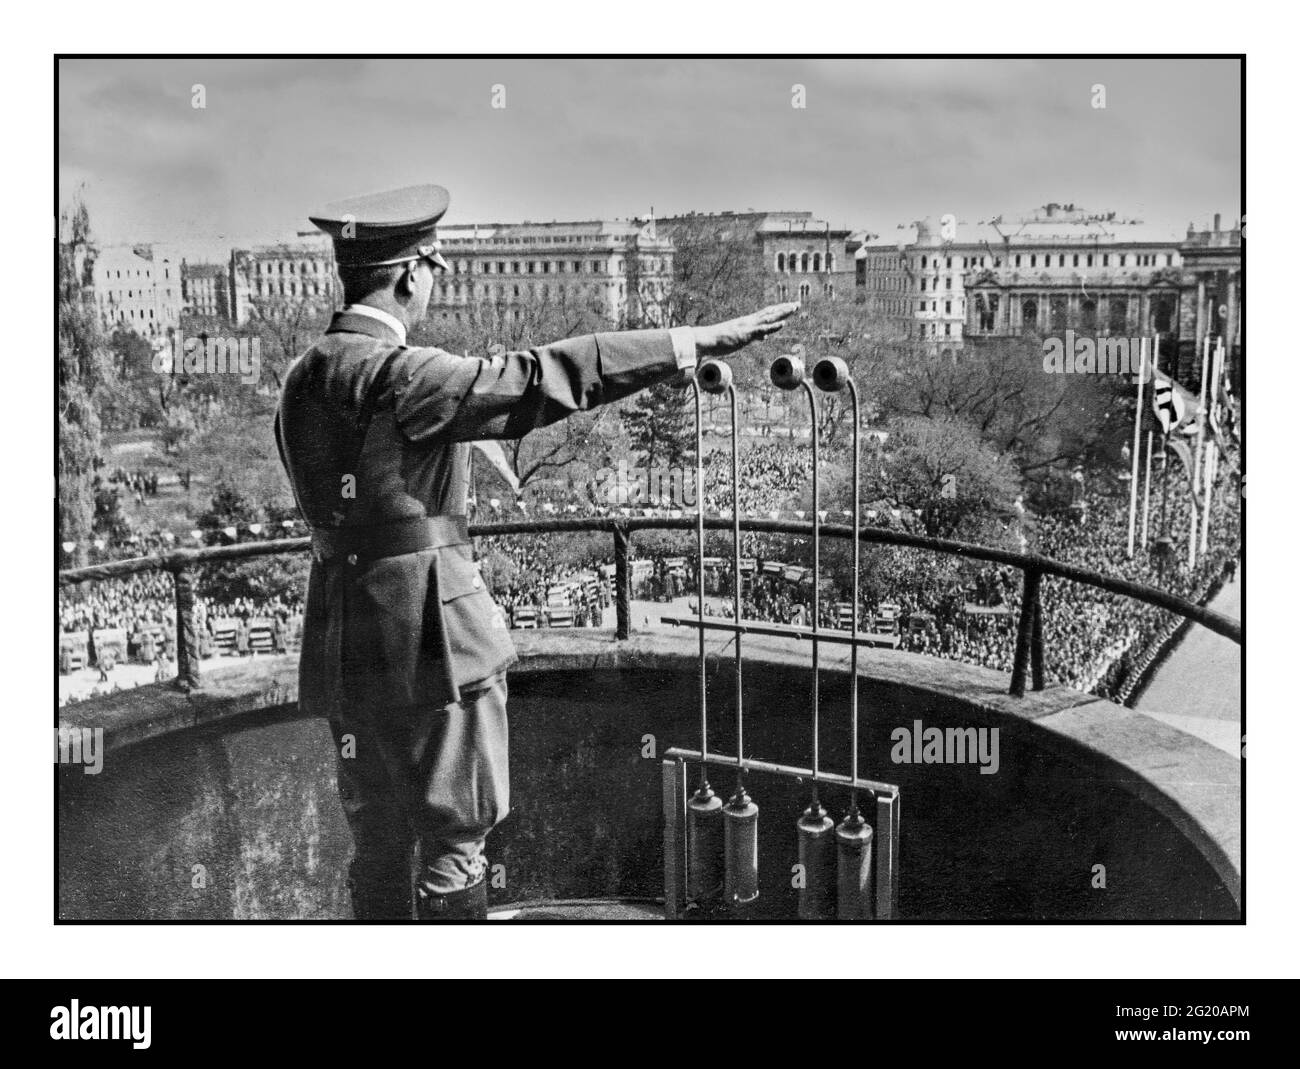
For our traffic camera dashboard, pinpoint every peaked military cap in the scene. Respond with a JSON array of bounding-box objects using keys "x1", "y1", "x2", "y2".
[{"x1": 309, "y1": 184, "x2": 451, "y2": 269}]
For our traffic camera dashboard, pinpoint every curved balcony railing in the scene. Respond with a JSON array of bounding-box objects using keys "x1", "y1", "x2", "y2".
[{"x1": 58, "y1": 517, "x2": 1241, "y2": 700}]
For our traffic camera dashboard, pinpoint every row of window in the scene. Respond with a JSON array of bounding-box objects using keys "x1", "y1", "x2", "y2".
[
  {"x1": 1008, "y1": 251, "x2": 1172, "y2": 270},
  {"x1": 965, "y1": 293, "x2": 1179, "y2": 335},
  {"x1": 868, "y1": 297, "x2": 912, "y2": 318},
  {"x1": 862, "y1": 275, "x2": 907, "y2": 292},
  {"x1": 110, "y1": 307, "x2": 172, "y2": 322},
  {"x1": 253, "y1": 260, "x2": 328, "y2": 276},
  {"x1": 916, "y1": 300, "x2": 963, "y2": 316},
  {"x1": 919, "y1": 255, "x2": 996, "y2": 271},
  {"x1": 449, "y1": 257, "x2": 668, "y2": 276},
  {"x1": 104, "y1": 288, "x2": 174, "y2": 301},
  {"x1": 105, "y1": 311, "x2": 167, "y2": 335},
  {"x1": 919, "y1": 276, "x2": 959, "y2": 293},
  {"x1": 866, "y1": 249, "x2": 1178, "y2": 278},
  {"x1": 104, "y1": 267, "x2": 171, "y2": 280},
  {"x1": 863, "y1": 255, "x2": 907, "y2": 271},
  {"x1": 254, "y1": 280, "x2": 330, "y2": 298},
  {"x1": 442, "y1": 234, "x2": 631, "y2": 247},
  {"x1": 433, "y1": 280, "x2": 667, "y2": 303},
  {"x1": 774, "y1": 282, "x2": 835, "y2": 300},
  {"x1": 774, "y1": 252, "x2": 836, "y2": 273},
  {"x1": 913, "y1": 250, "x2": 1175, "y2": 271},
  {"x1": 904, "y1": 321, "x2": 957, "y2": 339}
]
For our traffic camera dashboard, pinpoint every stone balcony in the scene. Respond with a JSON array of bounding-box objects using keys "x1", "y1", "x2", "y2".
[{"x1": 57, "y1": 628, "x2": 1241, "y2": 921}]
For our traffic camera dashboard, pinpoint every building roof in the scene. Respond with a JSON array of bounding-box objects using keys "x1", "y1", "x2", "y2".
[
  {"x1": 862, "y1": 206, "x2": 1183, "y2": 251},
  {"x1": 232, "y1": 235, "x2": 333, "y2": 259},
  {"x1": 657, "y1": 210, "x2": 852, "y2": 240},
  {"x1": 93, "y1": 243, "x2": 181, "y2": 267},
  {"x1": 439, "y1": 218, "x2": 655, "y2": 240}
]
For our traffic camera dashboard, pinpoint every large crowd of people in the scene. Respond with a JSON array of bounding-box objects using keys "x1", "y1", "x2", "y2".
[
  {"x1": 701, "y1": 441, "x2": 812, "y2": 519},
  {"x1": 59, "y1": 569, "x2": 305, "y2": 703},
  {"x1": 61, "y1": 439, "x2": 1241, "y2": 703},
  {"x1": 473, "y1": 532, "x2": 603, "y2": 622}
]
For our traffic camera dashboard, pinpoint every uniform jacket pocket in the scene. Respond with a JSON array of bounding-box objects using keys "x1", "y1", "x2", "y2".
[{"x1": 430, "y1": 545, "x2": 517, "y2": 699}]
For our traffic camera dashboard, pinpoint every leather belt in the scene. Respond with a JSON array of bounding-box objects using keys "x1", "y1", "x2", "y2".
[{"x1": 310, "y1": 515, "x2": 470, "y2": 565}]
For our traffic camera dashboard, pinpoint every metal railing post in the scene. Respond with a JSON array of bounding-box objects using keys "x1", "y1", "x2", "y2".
[
  {"x1": 1010, "y1": 567, "x2": 1042, "y2": 698},
  {"x1": 59, "y1": 519, "x2": 1243, "y2": 689},
  {"x1": 172, "y1": 564, "x2": 201, "y2": 692},
  {"x1": 1031, "y1": 595, "x2": 1045, "y2": 692},
  {"x1": 613, "y1": 523, "x2": 631, "y2": 640}
]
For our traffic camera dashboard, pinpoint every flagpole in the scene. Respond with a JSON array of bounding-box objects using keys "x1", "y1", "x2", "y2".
[
  {"x1": 1140, "y1": 337, "x2": 1160, "y2": 549},
  {"x1": 1127, "y1": 336, "x2": 1147, "y2": 557},
  {"x1": 1199, "y1": 338, "x2": 1224, "y2": 555},
  {"x1": 1141, "y1": 431, "x2": 1154, "y2": 548},
  {"x1": 1188, "y1": 334, "x2": 1211, "y2": 570},
  {"x1": 1200, "y1": 443, "x2": 1218, "y2": 555},
  {"x1": 1193, "y1": 334, "x2": 1211, "y2": 490}
]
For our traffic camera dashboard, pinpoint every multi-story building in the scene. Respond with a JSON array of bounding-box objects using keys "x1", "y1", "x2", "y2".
[
  {"x1": 90, "y1": 244, "x2": 183, "y2": 340},
  {"x1": 180, "y1": 261, "x2": 231, "y2": 323},
  {"x1": 659, "y1": 210, "x2": 859, "y2": 305},
  {"x1": 858, "y1": 205, "x2": 1226, "y2": 370},
  {"x1": 1178, "y1": 214, "x2": 1242, "y2": 384},
  {"x1": 427, "y1": 217, "x2": 674, "y2": 328},
  {"x1": 756, "y1": 212, "x2": 858, "y2": 304},
  {"x1": 857, "y1": 231, "x2": 921, "y2": 339},
  {"x1": 229, "y1": 234, "x2": 335, "y2": 326}
]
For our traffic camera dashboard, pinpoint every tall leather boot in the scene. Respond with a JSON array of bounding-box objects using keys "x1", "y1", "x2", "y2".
[
  {"x1": 348, "y1": 871, "x2": 413, "y2": 921},
  {"x1": 415, "y1": 879, "x2": 488, "y2": 921}
]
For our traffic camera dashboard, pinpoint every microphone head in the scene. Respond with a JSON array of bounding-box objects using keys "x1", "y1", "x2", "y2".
[
  {"x1": 769, "y1": 352, "x2": 806, "y2": 391},
  {"x1": 697, "y1": 360, "x2": 733, "y2": 394},
  {"x1": 813, "y1": 356, "x2": 849, "y2": 393}
]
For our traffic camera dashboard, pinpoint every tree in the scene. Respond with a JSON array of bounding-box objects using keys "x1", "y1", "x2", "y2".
[
  {"x1": 801, "y1": 413, "x2": 1021, "y2": 543},
  {"x1": 412, "y1": 286, "x2": 623, "y2": 495},
  {"x1": 876, "y1": 335, "x2": 1124, "y2": 486},
  {"x1": 58, "y1": 197, "x2": 115, "y2": 563},
  {"x1": 199, "y1": 480, "x2": 259, "y2": 530},
  {"x1": 624, "y1": 382, "x2": 694, "y2": 472},
  {"x1": 96, "y1": 327, "x2": 171, "y2": 431},
  {"x1": 93, "y1": 484, "x2": 131, "y2": 542},
  {"x1": 245, "y1": 297, "x2": 332, "y2": 389},
  {"x1": 771, "y1": 298, "x2": 890, "y2": 442},
  {"x1": 875, "y1": 415, "x2": 1022, "y2": 540},
  {"x1": 178, "y1": 391, "x2": 291, "y2": 521},
  {"x1": 659, "y1": 214, "x2": 768, "y2": 329}
]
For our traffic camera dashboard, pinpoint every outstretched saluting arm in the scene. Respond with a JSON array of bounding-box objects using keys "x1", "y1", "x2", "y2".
[{"x1": 394, "y1": 303, "x2": 799, "y2": 444}]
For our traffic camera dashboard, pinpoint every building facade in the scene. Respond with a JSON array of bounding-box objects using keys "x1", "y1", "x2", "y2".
[
  {"x1": 229, "y1": 235, "x2": 336, "y2": 326},
  {"x1": 857, "y1": 204, "x2": 1240, "y2": 377},
  {"x1": 427, "y1": 217, "x2": 674, "y2": 328},
  {"x1": 659, "y1": 210, "x2": 859, "y2": 306},
  {"x1": 180, "y1": 260, "x2": 232, "y2": 323},
  {"x1": 1177, "y1": 215, "x2": 1242, "y2": 385},
  {"x1": 755, "y1": 212, "x2": 858, "y2": 304},
  {"x1": 90, "y1": 244, "x2": 183, "y2": 340}
]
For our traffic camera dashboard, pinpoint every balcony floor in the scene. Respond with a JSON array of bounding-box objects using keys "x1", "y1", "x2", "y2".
[{"x1": 489, "y1": 898, "x2": 665, "y2": 921}]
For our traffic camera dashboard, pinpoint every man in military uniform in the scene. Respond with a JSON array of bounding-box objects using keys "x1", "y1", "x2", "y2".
[{"x1": 276, "y1": 185, "x2": 795, "y2": 920}]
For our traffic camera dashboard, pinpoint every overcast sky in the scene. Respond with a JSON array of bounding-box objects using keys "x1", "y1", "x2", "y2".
[{"x1": 59, "y1": 57, "x2": 1241, "y2": 262}]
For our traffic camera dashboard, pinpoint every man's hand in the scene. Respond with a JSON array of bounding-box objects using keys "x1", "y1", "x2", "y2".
[{"x1": 693, "y1": 303, "x2": 800, "y2": 358}]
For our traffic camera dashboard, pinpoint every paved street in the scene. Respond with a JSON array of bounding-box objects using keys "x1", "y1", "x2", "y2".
[{"x1": 1134, "y1": 576, "x2": 1241, "y2": 756}]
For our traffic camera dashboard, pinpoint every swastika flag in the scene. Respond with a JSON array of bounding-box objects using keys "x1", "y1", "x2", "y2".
[{"x1": 1150, "y1": 371, "x2": 1198, "y2": 436}]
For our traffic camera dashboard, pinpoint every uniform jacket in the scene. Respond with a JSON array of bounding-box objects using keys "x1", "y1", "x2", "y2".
[{"x1": 276, "y1": 310, "x2": 685, "y2": 718}]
